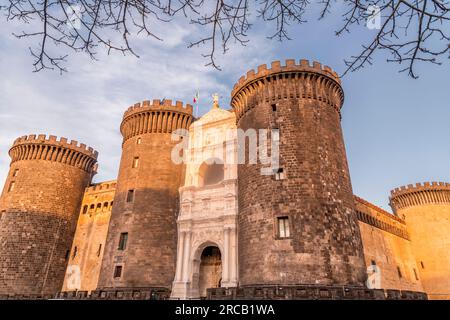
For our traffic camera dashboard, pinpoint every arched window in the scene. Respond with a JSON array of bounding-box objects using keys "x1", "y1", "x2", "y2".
[
  {"x1": 198, "y1": 159, "x2": 224, "y2": 187},
  {"x1": 82, "y1": 205, "x2": 88, "y2": 214}
]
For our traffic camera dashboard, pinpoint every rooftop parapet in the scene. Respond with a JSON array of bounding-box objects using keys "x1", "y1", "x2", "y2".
[
  {"x1": 390, "y1": 182, "x2": 450, "y2": 211},
  {"x1": 123, "y1": 99, "x2": 193, "y2": 120},
  {"x1": 231, "y1": 59, "x2": 341, "y2": 98},
  {"x1": 85, "y1": 180, "x2": 117, "y2": 193},
  {"x1": 120, "y1": 99, "x2": 194, "y2": 140},
  {"x1": 390, "y1": 182, "x2": 450, "y2": 197},
  {"x1": 10, "y1": 134, "x2": 98, "y2": 159}
]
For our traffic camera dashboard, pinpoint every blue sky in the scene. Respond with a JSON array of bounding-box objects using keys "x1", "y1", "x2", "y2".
[{"x1": 0, "y1": 8, "x2": 449, "y2": 212}]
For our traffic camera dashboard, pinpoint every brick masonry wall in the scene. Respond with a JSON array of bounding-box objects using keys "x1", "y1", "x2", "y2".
[
  {"x1": 0, "y1": 142, "x2": 95, "y2": 295},
  {"x1": 232, "y1": 60, "x2": 367, "y2": 286},
  {"x1": 98, "y1": 101, "x2": 193, "y2": 289}
]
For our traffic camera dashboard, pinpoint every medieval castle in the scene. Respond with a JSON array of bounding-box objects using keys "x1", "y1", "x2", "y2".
[{"x1": 0, "y1": 59, "x2": 448, "y2": 300}]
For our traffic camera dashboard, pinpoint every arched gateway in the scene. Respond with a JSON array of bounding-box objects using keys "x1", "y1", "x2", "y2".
[{"x1": 170, "y1": 99, "x2": 239, "y2": 300}]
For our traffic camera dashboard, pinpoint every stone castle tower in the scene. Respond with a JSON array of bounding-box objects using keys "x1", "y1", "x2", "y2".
[
  {"x1": 0, "y1": 58, "x2": 447, "y2": 300},
  {"x1": 231, "y1": 59, "x2": 366, "y2": 286},
  {"x1": 390, "y1": 182, "x2": 450, "y2": 299},
  {"x1": 97, "y1": 100, "x2": 193, "y2": 289},
  {"x1": 0, "y1": 135, "x2": 97, "y2": 295}
]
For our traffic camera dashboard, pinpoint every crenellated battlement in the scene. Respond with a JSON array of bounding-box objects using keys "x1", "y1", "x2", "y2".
[
  {"x1": 8, "y1": 134, "x2": 98, "y2": 173},
  {"x1": 232, "y1": 59, "x2": 341, "y2": 97},
  {"x1": 123, "y1": 99, "x2": 193, "y2": 119},
  {"x1": 85, "y1": 180, "x2": 117, "y2": 194},
  {"x1": 354, "y1": 195, "x2": 409, "y2": 240},
  {"x1": 231, "y1": 59, "x2": 344, "y2": 121},
  {"x1": 390, "y1": 182, "x2": 450, "y2": 212},
  {"x1": 120, "y1": 99, "x2": 194, "y2": 141}
]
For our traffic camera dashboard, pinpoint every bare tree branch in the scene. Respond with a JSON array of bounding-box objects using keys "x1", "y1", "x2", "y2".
[{"x1": 1, "y1": 0, "x2": 449, "y2": 77}]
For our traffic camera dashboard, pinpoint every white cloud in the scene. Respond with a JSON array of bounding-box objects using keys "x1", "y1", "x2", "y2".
[{"x1": 0, "y1": 17, "x2": 275, "y2": 186}]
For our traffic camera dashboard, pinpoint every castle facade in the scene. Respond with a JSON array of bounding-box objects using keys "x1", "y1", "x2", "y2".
[{"x1": 0, "y1": 59, "x2": 448, "y2": 300}]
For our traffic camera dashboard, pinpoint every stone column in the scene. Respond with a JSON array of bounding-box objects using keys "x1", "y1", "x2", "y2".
[
  {"x1": 230, "y1": 226, "x2": 238, "y2": 286},
  {"x1": 182, "y1": 231, "x2": 192, "y2": 281},
  {"x1": 223, "y1": 228, "x2": 230, "y2": 284},
  {"x1": 175, "y1": 231, "x2": 185, "y2": 282}
]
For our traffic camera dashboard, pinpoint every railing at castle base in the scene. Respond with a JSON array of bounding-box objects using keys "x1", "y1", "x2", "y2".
[
  {"x1": 0, "y1": 286, "x2": 427, "y2": 300},
  {"x1": 54, "y1": 287, "x2": 171, "y2": 300},
  {"x1": 206, "y1": 285, "x2": 428, "y2": 300}
]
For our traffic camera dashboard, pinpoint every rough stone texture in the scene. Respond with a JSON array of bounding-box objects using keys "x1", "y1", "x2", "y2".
[
  {"x1": 390, "y1": 182, "x2": 450, "y2": 300},
  {"x1": 232, "y1": 59, "x2": 367, "y2": 286},
  {"x1": 355, "y1": 196, "x2": 423, "y2": 292},
  {"x1": 97, "y1": 100, "x2": 193, "y2": 289},
  {"x1": 0, "y1": 134, "x2": 97, "y2": 295},
  {"x1": 62, "y1": 181, "x2": 116, "y2": 292}
]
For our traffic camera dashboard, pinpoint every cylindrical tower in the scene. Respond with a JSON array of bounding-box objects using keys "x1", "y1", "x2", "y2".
[
  {"x1": 98, "y1": 99, "x2": 193, "y2": 289},
  {"x1": 0, "y1": 134, "x2": 97, "y2": 295},
  {"x1": 231, "y1": 59, "x2": 366, "y2": 286},
  {"x1": 390, "y1": 182, "x2": 450, "y2": 299}
]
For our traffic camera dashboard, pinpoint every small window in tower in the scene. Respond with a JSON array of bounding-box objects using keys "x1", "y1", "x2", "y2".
[
  {"x1": 103, "y1": 202, "x2": 108, "y2": 210},
  {"x1": 65, "y1": 250, "x2": 70, "y2": 260},
  {"x1": 397, "y1": 266, "x2": 402, "y2": 278},
  {"x1": 82, "y1": 205, "x2": 88, "y2": 214},
  {"x1": 72, "y1": 246, "x2": 78, "y2": 259},
  {"x1": 114, "y1": 265, "x2": 123, "y2": 278},
  {"x1": 277, "y1": 217, "x2": 290, "y2": 238},
  {"x1": 90, "y1": 204, "x2": 95, "y2": 211},
  {"x1": 413, "y1": 268, "x2": 419, "y2": 280},
  {"x1": 126, "y1": 190, "x2": 134, "y2": 203},
  {"x1": 274, "y1": 168, "x2": 285, "y2": 180},
  {"x1": 7, "y1": 181, "x2": 15, "y2": 192},
  {"x1": 110, "y1": 201, "x2": 114, "y2": 208},
  {"x1": 271, "y1": 104, "x2": 277, "y2": 112},
  {"x1": 97, "y1": 244, "x2": 102, "y2": 257},
  {"x1": 371, "y1": 260, "x2": 376, "y2": 266},
  {"x1": 137, "y1": 137, "x2": 142, "y2": 145},
  {"x1": 132, "y1": 157, "x2": 139, "y2": 168},
  {"x1": 12, "y1": 169, "x2": 19, "y2": 177},
  {"x1": 96, "y1": 203, "x2": 102, "y2": 212},
  {"x1": 118, "y1": 232, "x2": 128, "y2": 250},
  {"x1": 420, "y1": 261, "x2": 425, "y2": 269}
]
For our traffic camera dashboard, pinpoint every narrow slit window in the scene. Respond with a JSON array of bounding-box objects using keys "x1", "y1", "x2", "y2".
[
  {"x1": 114, "y1": 266, "x2": 123, "y2": 278},
  {"x1": 132, "y1": 157, "x2": 139, "y2": 168},
  {"x1": 277, "y1": 217, "x2": 290, "y2": 238},
  {"x1": 7, "y1": 181, "x2": 15, "y2": 192},
  {"x1": 82, "y1": 205, "x2": 88, "y2": 214},
  {"x1": 126, "y1": 190, "x2": 134, "y2": 203},
  {"x1": 118, "y1": 232, "x2": 128, "y2": 250},
  {"x1": 413, "y1": 268, "x2": 419, "y2": 280},
  {"x1": 397, "y1": 266, "x2": 402, "y2": 278},
  {"x1": 271, "y1": 104, "x2": 277, "y2": 112},
  {"x1": 12, "y1": 169, "x2": 19, "y2": 177},
  {"x1": 136, "y1": 137, "x2": 142, "y2": 145},
  {"x1": 72, "y1": 246, "x2": 78, "y2": 259},
  {"x1": 420, "y1": 261, "x2": 425, "y2": 269},
  {"x1": 97, "y1": 244, "x2": 102, "y2": 257}
]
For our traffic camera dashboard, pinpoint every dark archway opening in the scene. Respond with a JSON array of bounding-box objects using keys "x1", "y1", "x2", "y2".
[{"x1": 198, "y1": 246, "x2": 222, "y2": 298}]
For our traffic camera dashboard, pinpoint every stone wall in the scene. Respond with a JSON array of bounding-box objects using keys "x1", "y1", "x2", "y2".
[
  {"x1": 355, "y1": 196, "x2": 423, "y2": 292},
  {"x1": 97, "y1": 100, "x2": 193, "y2": 289},
  {"x1": 0, "y1": 134, "x2": 97, "y2": 295},
  {"x1": 232, "y1": 59, "x2": 366, "y2": 286},
  {"x1": 390, "y1": 182, "x2": 450, "y2": 299},
  {"x1": 62, "y1": 181, "x2": 116, "y2": 292}
]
